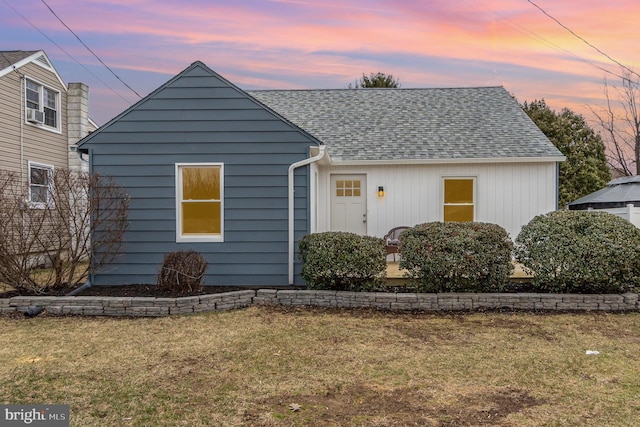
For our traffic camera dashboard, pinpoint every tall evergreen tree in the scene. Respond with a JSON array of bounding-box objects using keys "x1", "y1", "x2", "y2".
[{"x1": 522, "y1": 99, "x2": 611, "y2": 207}]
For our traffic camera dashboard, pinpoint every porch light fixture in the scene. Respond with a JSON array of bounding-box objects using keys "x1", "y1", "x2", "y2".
[{"x1": 378, "y1": 186, "x2": 385, "y2": 197}]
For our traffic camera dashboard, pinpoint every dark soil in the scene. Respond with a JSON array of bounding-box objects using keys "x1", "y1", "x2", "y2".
[
  {"x1": 0, "y1": 284, "x2": 266, "y2": 299},
  {"x1": 0, "y1": 282, "x2": 534, "y2": 299},
  {"x1": 244, "y1": 382, "x2": 544, "y2": 426}
]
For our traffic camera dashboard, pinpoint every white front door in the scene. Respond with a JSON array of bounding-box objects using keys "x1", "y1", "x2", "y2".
[{"x1": 330, "y1": 174, "x2": 367, "y2": 234}]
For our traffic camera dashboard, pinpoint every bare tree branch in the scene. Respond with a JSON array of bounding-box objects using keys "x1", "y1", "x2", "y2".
[{"x1": 590, "y1": 70, "x2": 640, "y2": 176}]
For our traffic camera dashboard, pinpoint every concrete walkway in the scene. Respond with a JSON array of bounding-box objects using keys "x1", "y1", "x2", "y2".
[{"x1": 386, "y1": 261, "x2": 532, "y2": 284}]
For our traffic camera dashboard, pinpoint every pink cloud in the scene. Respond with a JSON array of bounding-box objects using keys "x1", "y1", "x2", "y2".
[{"x1": 7, "y1": 0, "x2": 639, "y2": 125}]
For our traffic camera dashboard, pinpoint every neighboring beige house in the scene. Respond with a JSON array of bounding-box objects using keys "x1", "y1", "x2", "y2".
[{"x1": 0, "y1": 50, "x2": 95, "y2": 203}]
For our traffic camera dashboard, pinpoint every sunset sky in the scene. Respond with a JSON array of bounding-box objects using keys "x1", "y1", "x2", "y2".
[{"x1": 1, "y1": 0, "x2": 639, "y2": 126}]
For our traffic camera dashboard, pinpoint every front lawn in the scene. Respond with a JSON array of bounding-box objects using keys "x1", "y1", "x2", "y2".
[{"x1": 1, "y1": 307, "x2": 640, "y2": 426}]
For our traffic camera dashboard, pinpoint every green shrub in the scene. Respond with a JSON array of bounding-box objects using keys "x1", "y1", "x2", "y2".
[
  {"x1": 157, "y1": 250, "x2": 207, "y2": 294},
  {"x1": 399, "y1": 222, "x2": 514, "y2": 292},
  {"x1": 515, "y1": 210, "x2": 640, "y2": 293},
  {"x1": 298, "y1": 232, "x2": 386, "y2": 291}
]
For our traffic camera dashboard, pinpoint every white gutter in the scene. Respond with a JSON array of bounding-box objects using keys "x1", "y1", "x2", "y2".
[
  {"x1": 288, "y1": 145, "x2": 326, "y2": 285},
  {"x1": 329, "y1": 155, "x2": 566, "y2": 166}
]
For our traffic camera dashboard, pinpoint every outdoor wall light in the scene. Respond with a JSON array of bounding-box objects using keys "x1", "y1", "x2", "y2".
[{"x1": 378, "y1": 186, "x2": 385, "y2": 197}]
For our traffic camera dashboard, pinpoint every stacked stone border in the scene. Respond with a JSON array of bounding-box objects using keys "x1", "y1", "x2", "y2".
[{"x1": 1, "y1": 290, "x2": 640, "y2": 317}]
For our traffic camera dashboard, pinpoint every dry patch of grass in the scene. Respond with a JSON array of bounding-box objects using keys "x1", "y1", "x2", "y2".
[
  {"x1": 1, "y1": 307, "x2": 640, "y2": 426},
  {"x1": 0, "y1": 261, "x2": 89, "y2": 295}
]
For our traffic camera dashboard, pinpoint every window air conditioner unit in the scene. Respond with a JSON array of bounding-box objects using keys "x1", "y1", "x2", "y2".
[{"x1": 27, "y1": 108, "x2": 45, "y2": 124}]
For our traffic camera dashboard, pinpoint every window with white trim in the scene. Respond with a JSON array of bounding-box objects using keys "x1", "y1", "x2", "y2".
[
  {"x1": 25, "y1": 79, "x2": 60, "y2": 130},
  {"x1": 176, "y1": 163, "x2": 224, "y2": 242},
  {"x1": 443, "y1": 177, "x2": 475, "y2": 222},
  {"x1": 29, "y1": 162, "x2": 53, "y2": 206}
]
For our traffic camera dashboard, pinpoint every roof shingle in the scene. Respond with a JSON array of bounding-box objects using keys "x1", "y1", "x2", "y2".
[
  {"x1": 249, "y1": 86, "x2": 563, "y2": 162},
  {"x1": 0, "y1": 50, "x2": 39, "y2": 70}
]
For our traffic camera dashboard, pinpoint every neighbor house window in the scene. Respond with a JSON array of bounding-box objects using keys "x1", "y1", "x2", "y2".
[
  {"x1": 29, "y1": 162, "x2": 53, "y2": 206},
  {"x1": 443, "y1": 178, "x2": 475, "y2": 222},
  {"x1": 176, "y1": 163, "x2": 223, "y2": 242},
  {"x1": 25, "y1": 79, "x2": 60, "y2": 130}
]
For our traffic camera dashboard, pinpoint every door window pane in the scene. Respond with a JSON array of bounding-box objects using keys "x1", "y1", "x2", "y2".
[{"x1": 336, "y1": 179, "x2": 361, "y2": 197}]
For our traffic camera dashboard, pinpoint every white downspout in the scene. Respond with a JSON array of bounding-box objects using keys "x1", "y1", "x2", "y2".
[{"x1": 288, "y1": 145, "x2": 326, "y2": 285}]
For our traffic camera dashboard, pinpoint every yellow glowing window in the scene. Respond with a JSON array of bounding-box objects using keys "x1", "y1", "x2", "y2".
[
  {"x1": 444, "y1": 178, "x2": 474, "y2": 222},
  {"x1": 336, "y1": 179, "x2": 361, "y2": 197},
  {"x1": 177, "y1": 164, "x2": 223, "y2": 241}
]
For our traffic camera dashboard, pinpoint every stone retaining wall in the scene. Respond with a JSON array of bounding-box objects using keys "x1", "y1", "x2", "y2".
[
  {"x1": 0, "y1": 291, "x2": 255, "y2": 317},
  {"x1": 1, "y1": 290, "x2": 639, "y2": 317}
]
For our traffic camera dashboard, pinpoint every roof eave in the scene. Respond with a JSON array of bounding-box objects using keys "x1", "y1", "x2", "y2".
[
  {"x1": 328, "y1": 156, "x2": 566, "y2": 166},
  {"x1": 0, "y1": 51, "x2": 67, "y2": 90}
]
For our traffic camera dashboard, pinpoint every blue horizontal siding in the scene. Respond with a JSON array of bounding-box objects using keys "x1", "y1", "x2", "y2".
[
  {"x1": 134, "y1": 97, "x2": 261, "y2": 111},
  {"x1": 105, "y1": 119, "x2": 299, "y2": 133},
  {"x1": 109, "y1": 174, "x2": 304, "y2": 188},
  {"x1": 85, "y1": 132, "x2": 313, "y2": 145},
  {"x1": 121, "y1": 109, "x2": 279, "y2": 122},
  {"x1": 94, "y1": 153, "x2": 306, "y2": 166}
]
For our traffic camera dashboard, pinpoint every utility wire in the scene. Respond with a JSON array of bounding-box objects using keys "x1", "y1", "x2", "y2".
[
  {"x1": 1, "y1": 0, "x2": 133, "y2": 104},
  {"x1": 472, "y1": 0, "x2": 627, "y2": 84},
  {"x1": 39, "y1": 0, "x2": 143, "y2": 98},
  {"x1": 527, "y1": 0, "x2": 640, "y2": 80}
]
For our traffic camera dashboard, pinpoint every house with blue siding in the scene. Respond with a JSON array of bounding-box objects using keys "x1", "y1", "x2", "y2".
[
  {"x1": 79, "y1": 61, "x2": 322, "y2": 286},
  {"x1": 79, "y1": 61, "x2": 564, "y2": 287}
]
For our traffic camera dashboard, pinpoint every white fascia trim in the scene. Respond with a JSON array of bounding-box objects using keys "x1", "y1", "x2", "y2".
[
  {"x1": 328, "y1": 156, "x2": 566, "y2": 166},
  {"x1": 0, "y1": 51, "x2": 67, "y2": 91}
]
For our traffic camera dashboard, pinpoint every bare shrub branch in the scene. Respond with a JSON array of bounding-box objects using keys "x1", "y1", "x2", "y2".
[
  {"x1": 0, "y1": 168, "x2": 129, "y2": 294},
  {"x1": 157, "y1": 250, "x2": 207, "y2": 294}
]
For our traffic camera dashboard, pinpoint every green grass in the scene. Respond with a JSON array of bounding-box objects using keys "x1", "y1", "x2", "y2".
[{"x1": 1, "y1": 306, "x2": 640, "y2": 426}]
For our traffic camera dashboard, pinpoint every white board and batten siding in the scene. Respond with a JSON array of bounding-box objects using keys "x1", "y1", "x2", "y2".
[
  {"x1": 316, "y1": 162, "x2": 558, "y2": 240},
  {"x1": 591, "y1": 205, "x2": 640, "y2": 228}
]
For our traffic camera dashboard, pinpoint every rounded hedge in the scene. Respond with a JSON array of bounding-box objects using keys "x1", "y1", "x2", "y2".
[
  {"x1": 399, "y1": 222, "x2": 514, "y2": 292},
  {"x1": 515, "y1": 210, "x2": 640, "y2": 293},
  {"x1": 298, "y1": 232, "x2": 386, "y2": 291}
]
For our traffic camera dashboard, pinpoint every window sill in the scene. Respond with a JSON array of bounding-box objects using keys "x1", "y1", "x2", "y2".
[
  {"x1": 25, "y1": 121, "x2": 62, "y2": 134},
  {"x1": 176, "y1": 235, "x2": 224, "y2": 243}
]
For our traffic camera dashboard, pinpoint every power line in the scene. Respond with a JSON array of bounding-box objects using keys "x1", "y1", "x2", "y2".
[
  {"x1": 39, "y1": 0, "x2": 143, "y2": 98},
  {"x1": 0, "y1": 0, "x2": 133, "y2": 104},
  {"x1": 492, "y1": 9, "x2": 626, "y2": 81},
  {"x1": 527, "y1": 0, "x2": 640, "y2": 80}
]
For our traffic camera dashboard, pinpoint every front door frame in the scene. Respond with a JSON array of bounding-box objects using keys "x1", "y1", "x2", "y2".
[{"x1": 329, "y1": 173, "x2": 367, "y2": 234}]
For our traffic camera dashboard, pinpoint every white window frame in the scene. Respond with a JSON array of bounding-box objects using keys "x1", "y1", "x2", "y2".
[
  {"x1": 175, "y1": 163, "x2": 224, "y2": 243},
  {"x1": 24, "y1": 77, "x2": 61, "y2": 133},
  {"x1": 442, "y1": 176, "x2": 476, "y2": 222},
  {"x1": 28, "y1": 161, "x2": 54, "y2": 208}
]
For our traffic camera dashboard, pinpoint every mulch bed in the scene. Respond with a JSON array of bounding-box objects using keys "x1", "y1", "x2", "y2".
[
  {"x1": 0, "y1": 285, "x2": 258, "y2": 299},
  {"x1": 0, "y1": 282, "x2": 536, "y2": 299}
]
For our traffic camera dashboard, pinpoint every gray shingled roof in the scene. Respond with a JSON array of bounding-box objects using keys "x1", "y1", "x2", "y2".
[
  {"x1": 248, "y1": 87, "x2": 564, "y2": 162},
  {"x1": 0, "y1": 50, "x2": 39, "y2": 70},
  {"x1": 569, "y1": 176, "x2": 640, "y2": 210}
]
